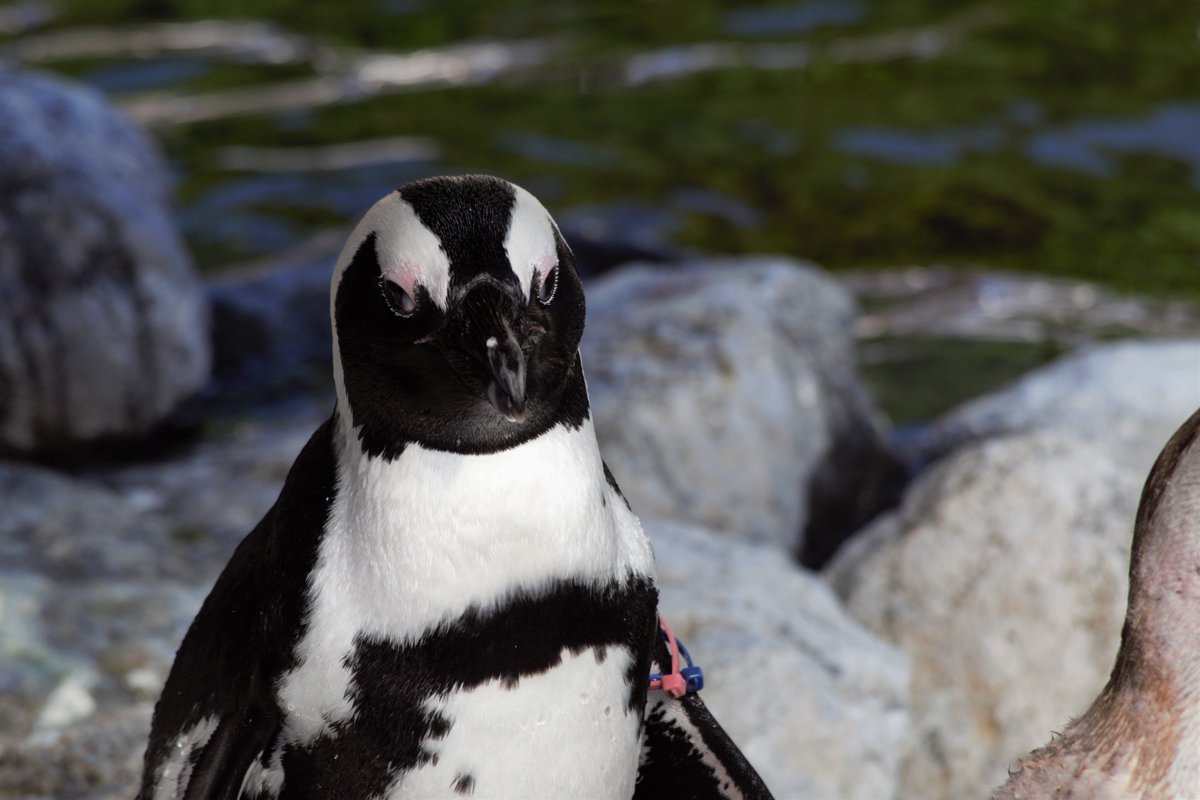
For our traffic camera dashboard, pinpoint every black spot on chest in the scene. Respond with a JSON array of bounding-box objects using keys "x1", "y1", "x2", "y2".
[
  {"x1": 453, "y1": 773, "x2": 475, "y2": 795},
  {"x1": 277, "y1": 575, "x2": 657, "y2": 798}
]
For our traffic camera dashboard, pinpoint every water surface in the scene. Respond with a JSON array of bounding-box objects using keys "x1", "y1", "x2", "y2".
[{"x1": 2, "y1": 0, "x2": 1196, "y2": 300}]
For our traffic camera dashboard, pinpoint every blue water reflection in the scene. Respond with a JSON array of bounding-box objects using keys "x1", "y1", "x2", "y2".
[
  {"x1": 179, "y1": 161, "x2": 434, "y2": 258},
  {"x1": 722, "y1": 0, "x2": 866, "y2": 37},
  {"x1": 83, "y1": 57, "x2": 211, "y2": 93},
  {"x1": 495, "y1": 131, "x2": 616, "y2": 168},
  {"x1": 836, "y1": 104, "x2": 1200, "y2": 185},
  {"x1": 1027, "y1": 104, "x2": 1200, "y2": 184},
  {"x1": 836, "y1": 126, "x2": 1002, "y2": 165}
]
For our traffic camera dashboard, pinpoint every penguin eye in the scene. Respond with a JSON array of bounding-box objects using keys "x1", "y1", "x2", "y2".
[
  {"x1": 379, "y1": 276, "x2": 417, "y2": 317},
  {"x1": 537, "y1": 266, "x2": 559, "y2": 306}
]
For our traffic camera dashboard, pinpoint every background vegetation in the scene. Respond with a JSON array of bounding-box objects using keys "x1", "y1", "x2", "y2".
[{"x1": 8, "y1": 0, "x2": 1197, "y2": 298}]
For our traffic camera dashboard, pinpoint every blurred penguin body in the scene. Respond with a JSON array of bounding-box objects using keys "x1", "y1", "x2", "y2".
[{"x1": 995, "y1": 407, "x2": 1200, "y2": 800}]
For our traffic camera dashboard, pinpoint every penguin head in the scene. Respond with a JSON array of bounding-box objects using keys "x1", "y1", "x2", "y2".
[{"x1": 330, "y1": 175, "x2": 588, "y2": 459}]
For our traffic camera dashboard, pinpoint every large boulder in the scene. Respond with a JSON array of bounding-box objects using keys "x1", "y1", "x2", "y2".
[
  {"x1": 648, "y1": 519, "x2": 911, "y2": 799},
  {"x1": 915, "y1": 339, "x2": 1200, "y2": 476},
  {"x1": 584, "y1": 258, "x2": 901, "y2": 561},
  {"x1": 0, "y1": 66, "x2": 209, "y2": 457},
  {"x1": 827, "y1": 432, "x2": 1140, "y2": 800}
]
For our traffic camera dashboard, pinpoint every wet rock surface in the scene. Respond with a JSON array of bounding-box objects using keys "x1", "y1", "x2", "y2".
[
  {"x1": 0, "y1": 66, "x2": 209, "y2": 458},
  {"x1": 0, "y1": 460, "x2": 195, "y2": 799},
  {"x1": 0, "y1": 705, "x2": 151, "y2": 800}
]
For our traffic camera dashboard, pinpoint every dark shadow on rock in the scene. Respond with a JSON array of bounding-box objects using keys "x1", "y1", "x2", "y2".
[
  {"x1": 559, "y1": 220, "x2": 681, "y2": 278},
  {"x1": 800, "y1": 429, "x2": 908, "y2": 570},
  {"x1": 799, "y1": 373, "x2": 910, "y2": 570},
  {"x1": 0, "y1": 416, "x2": 202, "y2": 469},
  {"x1": 204, "y1": 257, "x2": 335, "y2": 413}
]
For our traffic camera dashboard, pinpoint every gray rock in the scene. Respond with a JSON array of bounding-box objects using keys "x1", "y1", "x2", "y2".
[
  {"x1": 0, "y1": 703, "x2": 149, "y2": 799},
  {"x1": 842, "y1": 267, "x2": 1200, "y2": 345},
  {"x1": 584, "y1": 258, "x2": 900, "y2": 560},
  {"x1": 0, "y1": 458, "x2": 190, "y2": 709},
  {"x1": 205, "y1": 232, "x2": 342, "y2": 407},
  {"x1": 916, "y1": 339, "x2": 1200, "y2": 476},
  {"x1": 0, "y1": 402, "x2": 325, "y2": 751},
  {"x1": 0, "y1": 485, "x2": 194, "y2": 800},
  {"x1": 0, "y1": 66, "x2": 209, "y2": 456},
  {"x1": 0, "y1": 460, "x2": 170, "y2": 581},
  {"x1": 95, "y1": 401, "x2": 327, "y2": 550},
  {"x1": 827, "y1": 432, "x2": 1140, "y2": 800},
  {"x1": 0, "y1": 407, "x2": 325, "y2": 791},
  {"x1": 649, "y1": 519, "x2": 911, "y2": 800}
]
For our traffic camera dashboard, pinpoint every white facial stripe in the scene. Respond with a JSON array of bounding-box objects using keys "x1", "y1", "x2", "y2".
[
  {"x1": 504, "y1": 184, "x2": 560, "y2": 299},
  {"x1": 329, "y1": 192, "x2": 452, "y2": 312},
  {"x1": 329, "y1": 192, "x2": 452, "y2": 436}
]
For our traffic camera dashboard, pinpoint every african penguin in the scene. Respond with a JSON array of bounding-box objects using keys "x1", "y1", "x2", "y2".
[
  {"x1": 139, "y1": 175, "x2": 772, "y2": 800},
  {"x1": 993, "y1": 406, "x2": 1200, "y2": 799}
]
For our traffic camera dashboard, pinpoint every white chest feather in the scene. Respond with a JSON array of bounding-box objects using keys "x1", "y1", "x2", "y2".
[
  {"x1": 275, "y1": 416, "x2": 654, "y2": 748},
  {"x1": 391, "y1": 646, "x2": 642, "y2": 800}
]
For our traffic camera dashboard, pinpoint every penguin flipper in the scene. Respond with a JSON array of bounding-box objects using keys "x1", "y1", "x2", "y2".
[
  {"x1": 181, "y1": 705, "x2": 277, "y2": 800},
  {"x1": 635, "y1": 691, "x2": 774, "y2": 800},
  {"x1": 636, "y1": 628, "x2": 773, "y2": 800}
]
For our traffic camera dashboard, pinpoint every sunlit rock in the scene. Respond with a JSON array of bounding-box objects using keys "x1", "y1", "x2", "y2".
[
  {"x1": 584, "y1": 257, "x2": 901, "y2": 561},
  {"x1": 650, "y1": 519, "x2": 911, "y2": 800},
  {"x1": 828, "y1": 432, "x2": 1139, "y2": 800}
]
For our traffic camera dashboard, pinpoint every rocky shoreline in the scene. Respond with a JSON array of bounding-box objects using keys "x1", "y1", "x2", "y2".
[
  {"x1": 3, "y1": 257, "x2": 1197, "y2": 797},
  {"x1": 1, "y1": 64, "x2": 1199, "y2": 799}
]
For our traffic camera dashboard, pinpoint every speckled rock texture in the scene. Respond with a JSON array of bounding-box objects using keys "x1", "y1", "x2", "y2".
[
  {"x1": 0, "y1": 66, "x2": 209, "y2": 457},
  {"x1": 0, "y1": 404, "x2": 324, "y2": 799},
  {"x1": 828, "y1": 432, "x2": 1141, "y2": 800},
  {"x1": 650, "y1": 519, "x2": 912, "y2": 800},
  {"x1": 0, "y1": 461, "x2": 192, "y2": 798},
  {"x1": 584, "y1": 258, "x2": 900, "y2": 560}
]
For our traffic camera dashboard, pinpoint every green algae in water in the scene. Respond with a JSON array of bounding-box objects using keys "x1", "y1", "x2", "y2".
[
  {"x1": 859, "y1": 336, "x2": 1065, "y2": 425},
  {"x1": 22, "y1": 0, "x2": 1200, "y2": 300}
]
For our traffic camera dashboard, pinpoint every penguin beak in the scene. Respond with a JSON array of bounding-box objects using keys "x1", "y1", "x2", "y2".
[
  {"x1": 452, "y1": 279, "x2": 532, "y2": 424},
  {"x1": 485, "y1": 329, "x2": 527, "y2": 424}
]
